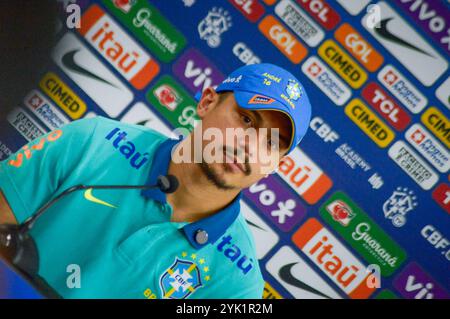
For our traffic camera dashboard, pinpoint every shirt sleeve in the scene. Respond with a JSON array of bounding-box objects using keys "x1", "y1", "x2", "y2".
[{"x1": 0, "y1": 117, "x2": 99, "y2": 223}]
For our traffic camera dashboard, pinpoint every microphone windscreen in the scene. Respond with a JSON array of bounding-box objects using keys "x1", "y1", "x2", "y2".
[{"x1": 157, "y1": 175, "x2": 179, "y2": 194}]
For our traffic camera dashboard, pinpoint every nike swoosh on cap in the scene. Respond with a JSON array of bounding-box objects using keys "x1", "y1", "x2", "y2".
[
  {"x1": 62, "y1": 49, "x2": 118, "y2": 87},
  {"x1": 279, "y1": 262, "x2": 332, "y2": 299},
  {"x1": 374, "y1": 18, "x2": 434, "y2": 58},
  {"x1": 84, "y1": 189, "x2": 117, "y2": 208}
]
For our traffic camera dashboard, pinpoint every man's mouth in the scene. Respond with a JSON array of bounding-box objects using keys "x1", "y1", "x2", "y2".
[{"x1": 223, "y1": 149, "x2": 247, "y2": 174}]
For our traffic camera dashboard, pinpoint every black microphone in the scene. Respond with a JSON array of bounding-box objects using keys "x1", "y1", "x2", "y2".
[{"x1": 0, "y1": 174, "x2": 179, "y2": 279}]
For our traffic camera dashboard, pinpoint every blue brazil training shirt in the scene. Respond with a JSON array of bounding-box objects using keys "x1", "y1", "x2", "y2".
[{"x1": 0, "y1": 116, "x2": 264, "y2": 299}]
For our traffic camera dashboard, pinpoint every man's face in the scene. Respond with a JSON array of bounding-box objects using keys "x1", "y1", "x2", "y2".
[{"x1": 194, "y1": 88, "x2": 292, "y2": 190}]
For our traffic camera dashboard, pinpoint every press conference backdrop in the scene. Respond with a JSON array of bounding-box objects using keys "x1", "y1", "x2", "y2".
[{"x1": 0, "y1": 0, "x2": 448, "y2": 299}]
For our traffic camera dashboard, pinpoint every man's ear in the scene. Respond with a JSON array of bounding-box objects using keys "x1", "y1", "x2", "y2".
[{"x1": 197, "y1": 87, "x2": 219, "y2": 118}]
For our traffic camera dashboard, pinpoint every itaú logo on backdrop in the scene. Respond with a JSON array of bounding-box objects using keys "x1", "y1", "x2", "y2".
[
  {"x1": 276, "y1": 148, "x2": 332, "y2": 205},
  {"x1": 79, "y1": 5, "x2": 159, "y2": 89}
]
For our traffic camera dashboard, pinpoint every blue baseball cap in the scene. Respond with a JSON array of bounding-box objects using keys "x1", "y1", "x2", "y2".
[{"x1": 195, "y1": 63, "x2": 312, "y2": 154}]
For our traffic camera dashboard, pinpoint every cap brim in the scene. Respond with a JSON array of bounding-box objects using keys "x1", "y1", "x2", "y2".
[{"x1": 232, "y1": 90, "x2": 296, "y2": 153}]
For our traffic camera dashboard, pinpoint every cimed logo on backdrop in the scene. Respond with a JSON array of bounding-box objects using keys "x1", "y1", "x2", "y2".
[
  {"x1": 383, "y1": 187, "x2": 418, "y2": 227},
  {"x1": 159, "y1": 252, "x2": 210, "y2": 299}
]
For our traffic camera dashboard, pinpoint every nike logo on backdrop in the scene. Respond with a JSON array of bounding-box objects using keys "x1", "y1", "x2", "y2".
[
  {"x1": 62, "y1": 49, "x2": 118, "y2": 87},
  {"x1": 245, "y1": 219, "x2": 265, "y2": 232},
  {"x1": 279, "y1": 262, "x2": 332, "y2": 299},
  {"x1": 374, "y1": 18, "x2": 434, "y2": 58},
  {"x1": 84, "y1": 189, "x2": 117, "y2": 208}
]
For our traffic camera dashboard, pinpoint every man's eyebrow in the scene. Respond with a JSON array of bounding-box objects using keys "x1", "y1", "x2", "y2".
[{"x1": 249, "y1": 109, "x2": 263, "y2": 126}]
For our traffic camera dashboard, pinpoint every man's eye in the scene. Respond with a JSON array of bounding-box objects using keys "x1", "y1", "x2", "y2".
[
  {"x1": 241, "y1": 114, "x2": 253, "y2": 126},
  {"x1": 267, "y1": 138, "x2": 280, "y2": 150}
]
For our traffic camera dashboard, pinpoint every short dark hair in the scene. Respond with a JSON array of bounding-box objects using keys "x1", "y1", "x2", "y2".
[{"x1": 217, "y1": 91, "x2": 232, "y2": 105}]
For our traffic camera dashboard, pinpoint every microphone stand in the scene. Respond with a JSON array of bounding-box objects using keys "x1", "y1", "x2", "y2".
[{"x1": 0, "y1": 175, "x2": 178, "y2": 297}]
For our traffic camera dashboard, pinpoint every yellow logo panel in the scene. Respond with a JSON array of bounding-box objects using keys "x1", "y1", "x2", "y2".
[
  {"x1": 345, "y1": 99, "x2": 395, "y2": 148},
  {"x1": 421, "y1": 107, "x2": 450, "y2": 149},
  {"x1": 318, "y1": 39, "x2": 367, "y2": 89},
  {"x1": 39, "y1": 72, "x2": 87, "y2": 119},
  {"x1": 263, "y1": 282, "x2": 283, "y2": 299}
]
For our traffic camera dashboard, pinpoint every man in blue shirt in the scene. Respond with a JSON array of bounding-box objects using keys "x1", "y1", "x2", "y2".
[{"x1": 0, "y1": 63, "x2": 311, "y2": 298}]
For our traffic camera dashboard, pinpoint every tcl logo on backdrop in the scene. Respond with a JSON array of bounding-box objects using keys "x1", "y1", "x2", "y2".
[
  {"x1": 229, "y1": 0, "x2": 265, "y2": 22},
  {"x1": 362, "y1": 82, "x2": 411, "y2": 131},
  {"x1": 295, "y1": 0, "x2": 341, "y2": 30}
]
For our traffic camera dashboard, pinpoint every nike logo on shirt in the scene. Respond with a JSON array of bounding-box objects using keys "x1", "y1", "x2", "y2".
[{"x1": 84, "y1": 189, "x2": 117, "y2": 208}]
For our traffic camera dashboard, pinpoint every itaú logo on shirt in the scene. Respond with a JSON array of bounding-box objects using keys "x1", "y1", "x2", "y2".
[
  {"x1": 216, "y1": 235, "x2": 255, "y2": 275},
  {"x1": 105, "y1": 128, "x2": 150, "y2": 170},
  {"x1": 8, "y1": 130, "x2": 63, "y2": 168}
]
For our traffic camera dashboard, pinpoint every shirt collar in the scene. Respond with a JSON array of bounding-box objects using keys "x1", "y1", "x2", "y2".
[{"x1": 141, "y1": 136, "x2": 242, "y2": 250}]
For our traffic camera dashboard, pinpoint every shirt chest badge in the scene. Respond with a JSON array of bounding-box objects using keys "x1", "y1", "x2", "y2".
[{"x1": 159, "y1": 252, "x2": 210, "y2": 299}]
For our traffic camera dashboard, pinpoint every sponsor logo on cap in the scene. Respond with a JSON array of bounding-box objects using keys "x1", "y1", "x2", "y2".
[
  {"x1": 302, "y1": 56, "x2": 352, "y2": 106},
  {"x1": 281, "y1": 79, "x2": 302, "y2": 108},
  {"x1": 275, "y1": 0, "x2": 325, "y2": 47},
  {"x1": 292, "y1": 218, "x2": 377, "y2": 299},
  {"x1": 378, "y1": 65, "x2": 427, "y2": 114},
  {"x1": 388, "y1": 141, "x2": 439, "y2": 190},
  {"x1": 248, "y1": 94, "x2": 275, "y2": 105}
]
